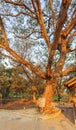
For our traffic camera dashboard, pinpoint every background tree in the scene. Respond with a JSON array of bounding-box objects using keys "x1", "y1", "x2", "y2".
[
  {"x1": 0, "y1": 0, "x2": 76, "y2": 112},
  {"x1": 0, "y1": 65, "x2": 30, "y2": 100}
]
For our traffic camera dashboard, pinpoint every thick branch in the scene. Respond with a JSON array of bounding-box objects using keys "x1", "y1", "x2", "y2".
[
  {"x1": 0, "y1": 16, "x2": 9, "y2": 47},
  {"x1": 0, "y1": 15, "x2": 46, "y2": 79},
  {"x1": 62, "y1": 66, "x2": 76, "y2": 76},
  {"x1": 31, "y1": 0, "x2": 38, "y2": 16},
  {"x1": 0, "y1": 44, "x2": 46, "y2": 79},
  {"x1": 52, "y1": 0, "x2": 71, "y2": 51},
  {"x1": 49, "y1": 0, "x2": 56, "y2": 22},
  {"x1": 0, "y1": 51, "x2": 17, "y2": 63},
  {"x1": 55, "y1": 66, "x2": 76, "y2": 77},
  {"x1": 67, "y1": 31, "x2": 76, "y2": 45},
  {"x1": 62, "y1": 17, "x2": 76, "y2": 37},
  {"x1": 46, "y1": 0, "x2": 71, "y2": 76},
  {"x1": 67, "y1": 48, "x2": 76, "y2": 53},
  {"x1": 32, "y1": 0, "x2": 51, "y2": 51},
  {"x1": 54, "y1": 37, "x2": 67, "y2": 78}
]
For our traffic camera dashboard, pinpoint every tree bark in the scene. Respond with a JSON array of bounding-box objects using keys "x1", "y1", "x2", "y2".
[
  {"x1": 33, "y1": 92, "x2": 36, "y2": 103},
  {"x1": 43, "y1": 79, "x2": 56, "y2": 113}
]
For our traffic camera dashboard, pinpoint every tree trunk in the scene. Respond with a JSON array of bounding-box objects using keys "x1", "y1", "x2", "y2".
[
  {"x1": 33, "y1": 92, "x2": 36, "y2": 103},
  {"x1": 43, "y1": 79, "x2": 56, "y2": 113},
  {"x1": 32, "y1": 86, "x2": 37, "y2": 103}
]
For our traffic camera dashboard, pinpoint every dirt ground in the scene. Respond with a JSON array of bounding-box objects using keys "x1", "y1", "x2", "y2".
[
  {"x1": 0, "y1": 99, "x2": 37, "y2": 110},
  {"x1": 0, "y1": 99, "x2": 76, "y2": 130}
]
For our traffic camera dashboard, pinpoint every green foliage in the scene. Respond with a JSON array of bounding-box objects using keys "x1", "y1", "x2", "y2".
[{"x1": 0, "y1": 65, "x2": 46, "y2": 100}]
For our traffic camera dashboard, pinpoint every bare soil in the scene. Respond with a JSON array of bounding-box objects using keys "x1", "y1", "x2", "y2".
[
  {"x1": 0, "y1": 99, "x2": 76, "y2": 130},
  {"x1": 0, "y1": 99, "x2": 37, "y2": 110}
]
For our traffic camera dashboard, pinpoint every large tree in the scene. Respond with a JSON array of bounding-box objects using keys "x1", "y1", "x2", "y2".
[{"x1": 0, "y1": 0, "x2": 76, "y2": 112}]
